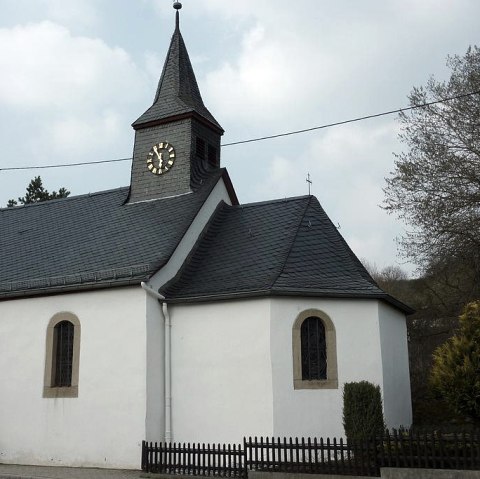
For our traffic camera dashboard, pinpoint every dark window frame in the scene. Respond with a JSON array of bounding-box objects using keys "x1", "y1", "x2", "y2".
[
  {"x1": 196, "y1": 137, "x2": 206, "y2": 159},
  {"x1": 292, "y1": 309, "x2": 338, "y2": 390},
  {"x1": 43, "y1": 312, "x2": 81, "y2": 398},
  {"x1": 207, "y1": 144, "x2": 218, "y2": 167},
  {"x1": 53, "y1": 320, "x2": 74, "y2": 387},
  {"x1": 300, "y1": 316, "x2": 327, "y2": 380}
]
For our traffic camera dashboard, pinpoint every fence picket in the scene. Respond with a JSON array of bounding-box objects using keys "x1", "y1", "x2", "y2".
[
  {"x1": 339, "y1": 437, "x2": 345, "y2": 474},
  {"x1": 472, "y1": 430, "x2": 478, "y2": 469},
  {"x1": 472, "y1": 429, "x2": 480, "y2": 469},
  {"x1": 223, "y1": 442, "x2": 227, "y2": 477},
  {"x1": 414, "y1": 430, "x2": 420, "y2": 468},
  {"x1": 361, "y1": 438, "x2": 367, "y2": 476},
  {"x1": 438, "y1": 431, "x2": 445, "y2": 469},
  {"x1": 307, "y1": 438, "x2": 313, "y2": 472}
]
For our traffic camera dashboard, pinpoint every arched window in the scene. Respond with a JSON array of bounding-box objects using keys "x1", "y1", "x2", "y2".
[
  {"x1": 301, "y1": 316, "x2": 327, "y2": 380},
  {"x1": 292, "y1": 309, "x2": 338, "y2": 389},
  {"x1": 43, "y1": 312, "x2": 81, "y2": 398},
  {"x1": 53, "y1": 321, "x2": 74, "y2": 387}
]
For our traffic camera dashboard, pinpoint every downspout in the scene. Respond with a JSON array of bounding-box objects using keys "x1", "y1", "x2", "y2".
[{"x1": 141, "y1": 282, "x2": 172, "y2": 443}]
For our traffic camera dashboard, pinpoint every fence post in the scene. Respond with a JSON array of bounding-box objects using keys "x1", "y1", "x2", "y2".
[
  {"x1": 243, "y1": 437, "x2": 248, "y2": 477},
  {"x1": 141, "y1": 441, "x2": 147, "y2": 472},
  {"x1": 152, "y1": 441, "x2": 156, "y2": 473}
]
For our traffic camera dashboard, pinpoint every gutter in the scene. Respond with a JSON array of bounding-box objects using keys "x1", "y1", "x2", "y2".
[
  {"x1": 163, "y1": 288, "x2": 414, "y2": 315},
  {"x1": 141, "y1": 282, "x2": 172, "y2": 443}
]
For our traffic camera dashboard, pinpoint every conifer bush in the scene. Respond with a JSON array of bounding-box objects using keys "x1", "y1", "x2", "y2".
[
  {"x1": 430, "y1": 301, "x2": 480, "y2": 424},
  {"x1": 343, "y1": 381, "x2": 386, "y2": 440}
]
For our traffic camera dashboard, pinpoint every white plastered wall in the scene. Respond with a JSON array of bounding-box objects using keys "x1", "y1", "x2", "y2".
[
  {"x1": 145, "y1": 177, "x2": 233, "y2": 443},
  {"x1": 269, "y1": 297, "x2": 411, "y2": 439},
  {"x1": 168, "y1": 299, "x2": 274, "y2": 444},
  {"x1": 0, "y1": 287, "x2": 146, "y2": 469},
  {"x1": 378, "y1": 301, "x2": 412, "y2": 429},
  {"x1": 157, "y1": 295, "x2": 411, "y2": 444}
]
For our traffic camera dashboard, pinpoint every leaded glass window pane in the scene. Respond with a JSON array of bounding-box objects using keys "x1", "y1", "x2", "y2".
[
  {"x1": 301, "y1": 316, "x2": 327, "y2": 380},
  {"x1": 54, "y1": 321, "x2": 74, "y2": 387}
]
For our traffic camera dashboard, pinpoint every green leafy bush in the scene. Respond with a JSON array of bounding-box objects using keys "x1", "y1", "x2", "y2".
[{"x1": 343, "y1": 381, "x2": 386, "y2": 440}]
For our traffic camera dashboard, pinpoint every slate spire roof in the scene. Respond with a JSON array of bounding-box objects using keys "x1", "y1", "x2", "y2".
[
  {"x1": 132, "y1": 10, "x2": 222, "y2": 132},
  {"x1": 162, "y1": 196, "x2": 413, "y2": 313}
]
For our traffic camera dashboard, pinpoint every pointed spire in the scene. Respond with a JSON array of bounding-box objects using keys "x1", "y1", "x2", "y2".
[{"x1": 132, "y1": 2, "x2": 223, "y2": 132}]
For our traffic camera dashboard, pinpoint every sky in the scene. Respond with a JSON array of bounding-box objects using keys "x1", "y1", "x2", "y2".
[{"x1": 0, "y1": 0, "x2": 479, "y2": 276}]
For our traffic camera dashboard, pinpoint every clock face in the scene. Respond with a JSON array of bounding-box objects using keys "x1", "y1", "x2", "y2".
[{"x1": 146, "y1": 142, "x2": 176, "y2": 175}]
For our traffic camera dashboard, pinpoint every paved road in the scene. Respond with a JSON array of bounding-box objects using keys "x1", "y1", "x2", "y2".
[{"x1": 0, "y1": 464, "x2": 145, "y2": 479}]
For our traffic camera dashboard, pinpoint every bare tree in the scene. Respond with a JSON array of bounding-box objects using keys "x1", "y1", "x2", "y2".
[{"x1": 384, "y1": 46, "x2": 480, "y2": 271}]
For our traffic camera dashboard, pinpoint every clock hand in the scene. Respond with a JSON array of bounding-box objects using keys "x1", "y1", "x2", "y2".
[{"x1": 153, "y1": 145, "x2": 162, "y2": 160}]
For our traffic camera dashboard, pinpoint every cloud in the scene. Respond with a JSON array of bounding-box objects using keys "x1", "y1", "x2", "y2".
[
  {"x1": 48, "y1": 110, "x2": 122, "y2": 156},
  {"x1": 0, "y1": 21, "x2": 150, "y2": 160},
  {"x1": 40, "y1": 0, "x2": 99, "y2": 28},
  {"x1": 204, "y1": 21, "x2": 342, "y2": 128},
  {"x1": 0, "y1": 22, "x2": 145, "y2": 112}
]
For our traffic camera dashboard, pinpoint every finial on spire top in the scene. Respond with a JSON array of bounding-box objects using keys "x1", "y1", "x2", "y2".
[{"x1": 173, "y1": 1, "x2": 182, "y2": 29}]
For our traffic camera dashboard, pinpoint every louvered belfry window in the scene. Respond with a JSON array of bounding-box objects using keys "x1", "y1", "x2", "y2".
[
  {"x1": 54, "y1": 320, "x2": 74, "y2": 387},
  {"x1": 208, "y1": 145, "x2": 217, "y2": 167},
  {"x1": 301, "y1": 316, "x2": 327, "y2": 380},
  {"x1": 196, "y1": 137, "x2": 206, "y2": 159}
]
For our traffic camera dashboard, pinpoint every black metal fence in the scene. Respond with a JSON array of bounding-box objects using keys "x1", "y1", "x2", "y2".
[
  {"x1": 142, "y1": 442, "x2": 245, "y2": 476},
  {"x1": 141, "y1": 429, "x2": 480, "y2": 477},
  {"x1": 376, "y1": 429, "x2": 480, "y2": 470},
  {"x1": 245, "y1": 436, "x2": 378, "y2": 476}
]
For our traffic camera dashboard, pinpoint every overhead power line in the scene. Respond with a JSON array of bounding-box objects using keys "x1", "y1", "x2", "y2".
[
  {"x1": 1, "y1": 157, "x2": 131, "y2": 172},
  {"x1": 221, "y1": 90, "x2": 480, "y2": 146},
  {"x1": 1, "y1": 90, "x2": 479, "y2": 172}
]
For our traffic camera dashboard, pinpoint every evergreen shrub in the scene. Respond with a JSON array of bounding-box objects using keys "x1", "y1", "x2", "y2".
[{"x1": 343, "y1": 380, "x2": 386, "y2": 440}]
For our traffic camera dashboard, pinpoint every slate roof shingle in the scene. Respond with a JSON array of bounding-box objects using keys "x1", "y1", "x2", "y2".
[
  {"x1": 1, "y1": 176, "x2": 411, "y2": 312},
  {"x1": 162, "y1": 196, "x2": 413, "y2": 313},
  {"x1": 0, "y1": 170, "x2": 224, "y2": 299}
]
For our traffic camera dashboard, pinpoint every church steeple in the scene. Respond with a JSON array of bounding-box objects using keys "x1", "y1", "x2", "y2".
[
  {"x1": 132, "y1": 4, "x2": 222, "y2": 132},
  {"x1": 128, "y1": 2, "x2": 224, "y2": 203}
]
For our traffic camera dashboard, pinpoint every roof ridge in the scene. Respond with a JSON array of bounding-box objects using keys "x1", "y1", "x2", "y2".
[
  {"x1": 269, "y1": 196, "x2": 312, "y2": 290},
  {"x1": 0, "y1": 186, "x2": 129, "y2": 211},
  {"x1": 160, "y1": 200, "x2": 228, "y2": 297},
  {"x1": 142, "y1": 170, "x2": 227, "y2": 276},
  {"x1": 235, "y1": 195, "x2": 311, "y2": 209},
  {"x1": 311, "y1": 197, "x2": 379, "y2": 286},
  {"x1": 305, "y1": 196, "x2": 379, "y2": 287}
]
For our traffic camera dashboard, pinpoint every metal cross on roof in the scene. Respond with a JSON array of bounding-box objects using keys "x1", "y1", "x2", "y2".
[{"x1": 306, "y1": 173, "x2": 312, "y2": 195}]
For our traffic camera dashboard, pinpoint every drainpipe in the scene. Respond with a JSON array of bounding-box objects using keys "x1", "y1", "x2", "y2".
[{"x1": 141, "y1": 282, "x2": 172, "y2": 443}]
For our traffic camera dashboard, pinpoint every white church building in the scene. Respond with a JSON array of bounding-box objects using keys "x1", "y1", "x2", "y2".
[{"x1": 0, "y1": 4, "x2": 412, "y2": 470}]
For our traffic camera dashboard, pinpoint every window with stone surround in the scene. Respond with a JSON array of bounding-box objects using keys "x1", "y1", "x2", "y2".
[
  {"x1": 43, "y1": 312, "x2": 81, "y2": 398},
  {"x1": 292, "y1": 309, "x2": 338, "y2": 389}
]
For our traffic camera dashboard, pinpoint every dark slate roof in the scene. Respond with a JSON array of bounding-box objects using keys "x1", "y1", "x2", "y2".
[
  {"x1": 162, "y1": 196, "x2": 413, "y2": 313},
  {"x1": 0, "y1": 170, "x2": 225, "y2": 299},
  {"x1": 132, "y1": 13, "x2": 222, "y2": 131}
]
